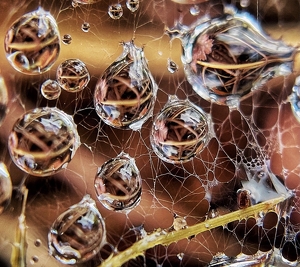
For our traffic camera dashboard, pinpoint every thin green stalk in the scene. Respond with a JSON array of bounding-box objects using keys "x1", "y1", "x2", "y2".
[{"x1": 100, "y1": 196, "x2": 286, "y2": 267}]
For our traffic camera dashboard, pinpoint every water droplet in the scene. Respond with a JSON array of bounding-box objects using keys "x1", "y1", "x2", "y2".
[
  {"x1": 48, "y1": 195, "x2": 106, "y2": 264},
  {"x1": 0, "y1": 76, "x2": 8, "y2": 126},
  {"x1": 81, "y1": 22, "x2": 90, "y2": 32},
  {"x1": 94, "y1": 41, "x2": 157, "y2": 130},
  {"x1": 151, "y1": 96, "x2": 210, "y2": 164},
  {"x1": 167, "y1": 59, "x2": 178, "y2": 73},
  {"x1": 62, "y1": 34, "x2": 72, "y2": 45},
  {"x1": 172, "y1": 216, "x2": 187, "y2": 231},
  {"x1": 177, "y1": 252, "x2": 184, "y2": 260},
  {"x1": 71, "y1": 1, "x2": 79, "y2": 8},
  {"x1": 190, "y1": 5, "x2": 200, "y2": 16},
  {"x1": 94, "y1": 153, "x2": 142, "y2": 213},
  {"x1": 126, "y1": 0, "x2": 139, "y2": 13},
  {"x1": 181, "y1": 7, "x2": 295, "y2": 105},
  {"x1": 240, "y1": 0, "x2": 250, "y2": 8},
  {"x1": 237, "y1": 189, "x2": 251, "y2": 209},
  {"x1": 8, "y1": 107, "x2": 80, "y2": 177},
  {"x1": 0, "y1": 162, "x2": 12, "y2": 215},
  {"x1": 30, "y1": 256, "x2": 39, "y2": 264},
  {"x1": 56, "y1": 59, "x2": 90, "y2": 93},
  {"x1": 40, "y1": 79, "x2": 61, "y2": 100},
  {"x1": 108, "y1": 4, "x2": 123, "y2": 20},
  {"x1": 34, "y1": 239, "x2": 42, "y2": 247},
  {"x1": 4, "y1": 7, "x2": 60, "y2": 74}
]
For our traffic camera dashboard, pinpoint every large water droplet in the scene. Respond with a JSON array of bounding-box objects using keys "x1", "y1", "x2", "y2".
[
  {"x1": 126, "y1": 0, "x2": 140, "y2": 13},
  {"x1": 4, "y1": 7, "x2": 60, "y2": 75},
  {"x1": 94, "y1": 153, "x2": 142, "y2": 213},
  {"x1": 62, "y1": 34, "x2": 72, "y2": 45},
  {"x1": 56, "y1": 59, "x2": 90, "y2": 93},
  {"x1": 108, "y1": 4, "x2": 123, "y2": 20},
  {"x1": 94, "y1": 41, "x2": 157, "y2": 130},
  {"x1": 0, "y1": 162, "x2": 12, "y2": 215},
  {"x1": 40, "y1": 79, "x2": 61, "y2": 100},
  {"x1": 151, "y1": 96, "x2": 210, "y2": 164},
  {"x1": 8, "y1": 107, "x2": 80, "y2": 177},
  {"x1": 48, "y1": 195, "x2": 106, "y2": 264},
  {"x1": 181, "y1": 7, "x2": 296, "y2": 105}
]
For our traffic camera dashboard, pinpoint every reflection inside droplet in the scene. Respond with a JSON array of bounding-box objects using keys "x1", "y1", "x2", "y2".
[
  {"x1": 167, "y1": 59, "x2": 178, "y2": 73},
  {"x1": 4, "y1": 7, "x2": 60, "y2": 74},
  {"x1": 126, "y1": 0, "x2": 140, "y2": 12},
  {"x1": 48, "y1": 195, "x2": 106, "y2": 264},
  {"x1": 62, "y1": 34, "x2": 72, "y2": 45},
  {"x1": 108, "y1": 4, "x2": 123, "y2": 19},
  {"x1": 81, "y1": 22, "x2": 90, "y2": 32},
  {"x1": 40, "y1": 79, "x2": 61, "y2": 100},
  {"x1": 95, "y1": 153, "x2": 142, "y2": 213},
  {"x1": 8, "y1": 107, "x2": 80, "y2": 177}
]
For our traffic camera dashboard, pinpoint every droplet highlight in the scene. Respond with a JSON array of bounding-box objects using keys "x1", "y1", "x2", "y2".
[
  {"x1": 56, "y1": 59, "x2": 90, "y2": 93},
  {"x1": 95, "y1": 153, "x2": 142, "y2": 213},
  {"x1": 40, "y1": 79, "x2": 61, "y2": 100},
  {"x1": 4, "y1": 7, "x2": 60, "y2": 74},
  {"x1": 48, "y1": 195, "x2": 106, "y2": 264},
  {"x1": 0, "y1": 162, "x2": 12, "y2": 215},
  {"x1": 108, "y1": 4, "x2": 123, "y2": 20},
  {"x1": 151, "y1": 96, "x2": 210, "y2": 164},
  {"x1": 8, "y1": 107, "x2": 80, "y2": 177},
  {"x1": 94, "y1": 41, "x2": 157, "y2": 130}
]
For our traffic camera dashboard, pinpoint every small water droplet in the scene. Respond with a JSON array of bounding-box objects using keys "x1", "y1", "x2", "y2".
[
  {"x1": 205, "y1": 223, "x2": 210, "y2": 228},
  {"x1": 8, "y1": 107, "x2": 80, "y2": 177},
  {"x1": 34, "y1": 239, "x2": 42, "y2": 247},
  {"x1": 95, "y1": 153, "x2": 142, "y2": 213},
  {"x1": 62, "y1": 34, "x2": 72, "y2": 45},
  {"x1": 30, "y1": 256, "x2": 39, "y2": 264},
  {"x1": 190, "y1": 5, "x2": 200, "y2": 16},
  {"x1": 240, "y1": 0, "x2": 250, "y2": 8},
  {"x1": 41, "y1": 79, "x2": 61, "y2": 100},
  {"x1": 108, "y1": 4, "x2": 123, "y2": 20},
  {"x1": 56, "y1": 59, "x2": 90, "y2": 93},
  {"x1": 4, "y1": 7, "x2": 60, "y2": 74},
  {"x1": 81, "y1": 22, "x2": 90, "y2": 32},
  {"x1": 177, "y1": 252, "x2": 184, "y2": 260},
  {"x1": 0, "y1": 162, "x2": 12, "y2": 215},
  {"x1": 48, "y1": 195, "x2": 106, "y2": 264},
  {"x1": 126, "y1": 0, "x2": 139, "y2": 13},
  {"x1": 167, "y1": 59, "x2": 178, "y2": 73}
]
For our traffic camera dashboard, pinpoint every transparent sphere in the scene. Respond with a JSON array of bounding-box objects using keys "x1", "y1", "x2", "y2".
[
  {"x1": 108, "y1": 4, "x2": 123, "y2": 20},
  {"x1": 40, "y1": 79, "x2": 61, "y2": 100},
  {"x1": 4, "y1": 7, "x2": 60, "y2": 75},
  {"x1": 62, "y1": 34, "x2": 72, "y2": 45},
  {"x1": 181, "y1": 7, "x2": 295, "y2": 106},
  {"x1": 0, "y1": 162, "x2": 12, "y2": 215},
  {"x1": 167, "y1": 59, "x2": 178, "y2": 74},
  {"x1": 151, "y1": 96, "x2": 210, "y2": 164},
  {"x1": 94, "y1": 153, "x2": 142, "y2": 213},
  {"x1": 126, "y1": 0, "x2": 140, "y2": 12},
  {"x1": 8, "y1": 107, "x2": 80, "y2": 177},
  {"x1": 48, "y1": 195, "x2": 106, "y2": 264},
  {"x1": 81, "y1": 22, "x2": 90, "y2": 33},
  {"x1": 94, "y1": 41, "x2": 157, "y2": 130},
  {"x1": 56, "y1": 59, "x2": 90, "y2": 93}
]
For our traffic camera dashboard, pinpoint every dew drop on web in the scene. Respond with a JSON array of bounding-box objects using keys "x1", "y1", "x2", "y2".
[
  {"x1": 108, "y1": 4, "x2": 123, "y2": 20},
  {"x1": 0, "y1": 162, "x2": 12, "y2": 215},
  {"x1": 240, "y1": 0, "x2": 250, "y2": 8},
  {"x1": 62, "y1": 34, "x2": 72, "y2": 45},
  {"x1": 4, "y1": 7, "x2": 60, "y2": 75},
  {"x1": 151, "y1": 95, "x2": 210, "y2": 164},
  {"x1": 167, "y1": 59, "x2": 178, "y2": 73},
  {"x1": 94, "y1": 152, "x2": 142, "y2": 213},
  {"x1": 56, "y1": 59, "x2": 90, "y2": 93},
  {"x1": 94, "y1": 41, "x2": 157, "y2": 130},
  {"x1": 190, "y1": 5, "x2": 200, "y2": 16},
  {"x1": 8, "y1": 107, "x2": 80, "y2": 177},
  {"x1": 126, "y1": 0, "x2": 140, "y2": 13},
  {"x1": 48, "y1": 195, "x2": 106, "y2": 264},
  {"x1": 81, "y1": 22, "x2": 90, "y2": 32},
  {"x1": 40, "y1": 79, "x2": 61, "y2": 100}
]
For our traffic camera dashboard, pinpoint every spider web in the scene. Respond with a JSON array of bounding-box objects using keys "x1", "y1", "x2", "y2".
[{"x1": 0, "y1": 0, "x2": 300, "y2": 266}]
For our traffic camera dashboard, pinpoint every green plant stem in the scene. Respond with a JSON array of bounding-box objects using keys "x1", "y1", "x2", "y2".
[{"x1": 100, "y1": 196, "x2": 286, "y2": 267}]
